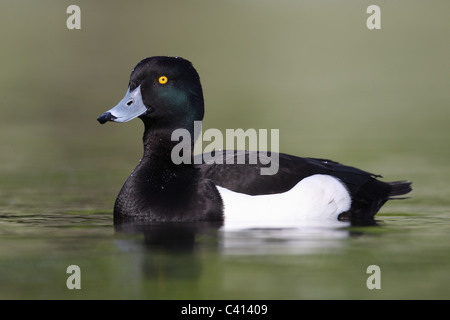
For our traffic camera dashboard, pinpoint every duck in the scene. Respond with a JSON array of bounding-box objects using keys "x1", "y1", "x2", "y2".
[{"x1": 97, "y1": 56, "x2": 412, "y2": 227}]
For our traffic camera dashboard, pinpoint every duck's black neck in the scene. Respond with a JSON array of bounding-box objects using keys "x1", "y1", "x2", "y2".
[
  {"x1": 133, "y1": 122, "x2": 196, "y2": 191},
  {"x1": 114, "y1": 122, "x2": 199, "y2": 220},
  {"x1": 141, "y1": 121, "x2": 195, "y2": 166},
  {"x1": 142, "y1": 127, "x2": 176, "y2": 163}
]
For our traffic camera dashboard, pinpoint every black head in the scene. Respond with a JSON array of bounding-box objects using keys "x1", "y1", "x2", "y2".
[{"x1": 97, "y1": 56, "x2": 204, "y2": 131}]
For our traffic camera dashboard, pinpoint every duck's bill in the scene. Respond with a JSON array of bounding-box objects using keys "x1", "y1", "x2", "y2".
[{"x1": 97, "y1": 85, "x2": 147, "y2": 124}]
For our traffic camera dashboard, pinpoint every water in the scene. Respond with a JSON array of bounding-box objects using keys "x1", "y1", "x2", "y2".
[
  {"x1": 1, "y1": 1, "x2": 450, "y2": 300},
  {"x1": 1, "y1": 184, "x2": 449, "y2": 299}
]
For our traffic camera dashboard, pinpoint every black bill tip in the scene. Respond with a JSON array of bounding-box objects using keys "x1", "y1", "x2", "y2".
[{"x1": 97, "y1": 112, "x2": 117, "y2": 124}]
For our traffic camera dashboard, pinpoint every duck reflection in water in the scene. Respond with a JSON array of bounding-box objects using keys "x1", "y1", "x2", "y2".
[
  {"x1": 114, "y1": 220, "x2": 222, "y2": 280},
  {"x1": 113, "y1": 218, "x2": 357, "y2": 283}
]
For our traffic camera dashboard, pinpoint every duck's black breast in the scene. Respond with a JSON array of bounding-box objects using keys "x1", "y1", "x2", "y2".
[{"x1": 113, "y1": 158, "x2": 224, "y2": 223}]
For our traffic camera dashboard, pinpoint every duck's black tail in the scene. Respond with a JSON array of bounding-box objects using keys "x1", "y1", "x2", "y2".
[
  {"x1": 342, "y1": 179, "x2": 412, "y2": 226},
  {"x1": 388, "y1": 180, "x2": 413, "y2": 199}
]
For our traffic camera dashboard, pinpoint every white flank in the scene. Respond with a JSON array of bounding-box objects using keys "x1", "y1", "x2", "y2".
[{"x1": 218, "y1": 174, "x2": 352, "y2": 230}]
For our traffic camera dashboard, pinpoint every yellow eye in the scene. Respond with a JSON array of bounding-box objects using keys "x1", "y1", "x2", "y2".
[{"x1": 158, "y1": 76, "x2": 168, "y2": 84}]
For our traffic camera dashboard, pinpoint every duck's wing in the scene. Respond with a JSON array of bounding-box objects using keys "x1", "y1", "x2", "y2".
[
  {"x1": 195, "y1": 150, "x2": 411, "y2": 225},
  {"x1": 195, "y1": 150, "x2": 377, "y2": 195}
]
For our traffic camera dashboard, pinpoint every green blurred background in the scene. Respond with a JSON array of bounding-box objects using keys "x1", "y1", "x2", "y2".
[
  {"x1": 1, "y1": 1, "x2": 449, "y2": 199},
  {"x1": 0, "y1": 0, "x2": 449, "y2": 299}
]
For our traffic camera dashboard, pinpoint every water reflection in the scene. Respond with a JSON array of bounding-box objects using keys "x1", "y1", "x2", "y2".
[
  {"x1": 114, "y1": 221, "x2": 223, "y2": 252},
  {"x1": 113, "y1": 220, "x2": 352, "y2": 280},
  {"x1": 221, "y1": 227, "x2": 351, "y2": 255},
  {"x1": 114, "y1": 221, "x2": 222, "y2": 280}
]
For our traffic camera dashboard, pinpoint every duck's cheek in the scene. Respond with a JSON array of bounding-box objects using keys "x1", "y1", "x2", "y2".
[
  {"x1": 97, "y1": 85, "x2": 147, "y2": 124},
  {"x1": 140, "y1": 105, "x2": 155, "y2": 117}
]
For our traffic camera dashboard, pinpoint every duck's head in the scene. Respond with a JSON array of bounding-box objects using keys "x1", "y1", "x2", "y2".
[{"x1": 97, "y1": 56, "x2": 204, "y2": 132}]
